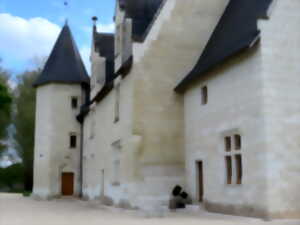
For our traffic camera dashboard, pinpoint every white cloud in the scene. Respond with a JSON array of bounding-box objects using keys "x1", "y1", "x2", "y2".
[
  {"x1": 0, "y1": 13, "x2": 91, "y2": 75},
  {"x1": 98, "y1": 23, "x2": 115, "y2": 33},
  {"x1": 0, "y1": 13, "x2": 61, "y2": 66},
  {"x1": 80, "y1": 46, "x2": 91, "y2": 75}
]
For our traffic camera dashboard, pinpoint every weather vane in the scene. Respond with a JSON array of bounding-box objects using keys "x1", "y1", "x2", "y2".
[{"x1": 64, "y1": 1, "x2": 69, "y2": 24}]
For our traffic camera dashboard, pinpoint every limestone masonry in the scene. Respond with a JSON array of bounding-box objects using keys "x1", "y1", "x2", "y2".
[{"x1": 33, "y1": 0, "x2": 300, "y2": 219}]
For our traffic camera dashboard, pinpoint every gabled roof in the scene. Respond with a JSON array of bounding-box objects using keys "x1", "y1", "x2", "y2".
[
  {"x1": 118, "y1": 0, "x2": 164, "y2": 42},
  {"x1": 94, "y1": 33, "x2": 115, "y2": 61},
  {"x1": 34, "y1": 24, "x2": 90, "y2": 87},
  {"x1": 94, "y1": 32, "x2": 116, "y2": 84},
  {"x1": 175, "y1": 0, "x2": 273, "y2": 92}
]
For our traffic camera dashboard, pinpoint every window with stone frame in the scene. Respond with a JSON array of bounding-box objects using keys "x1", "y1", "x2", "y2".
[{"x1": 224, "y1": 134, "x2": 243, "y2": 185}]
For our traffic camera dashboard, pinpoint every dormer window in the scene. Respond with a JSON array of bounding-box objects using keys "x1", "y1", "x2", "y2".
[{"x1": 71, "y1": 97, "x2": 78, "y2": 109}]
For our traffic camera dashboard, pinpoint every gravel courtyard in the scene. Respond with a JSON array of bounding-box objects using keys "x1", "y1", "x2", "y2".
[{"x1": 1, "y1": 194, "x2": 300, "y2": 225}]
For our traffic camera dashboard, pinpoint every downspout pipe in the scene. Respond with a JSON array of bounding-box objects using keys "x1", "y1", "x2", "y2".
[
  {"x1": 78, "y1": 84, "x2": 91, "y2": 198},
  {"x1": 79, "y1": 120, "x2": 84, "y2": 198}
]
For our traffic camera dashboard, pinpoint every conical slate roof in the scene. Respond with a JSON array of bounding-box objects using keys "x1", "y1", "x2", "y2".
[{"x1": 34, "y1": 24, "x2": 90, "y2": 87}]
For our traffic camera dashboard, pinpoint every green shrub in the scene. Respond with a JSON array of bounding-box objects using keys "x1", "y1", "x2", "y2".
[{"x1": 0, "y1": 163, "x2": 24, "y2": 192}]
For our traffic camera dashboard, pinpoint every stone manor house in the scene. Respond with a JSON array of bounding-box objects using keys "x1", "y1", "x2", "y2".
[{"x1": 32, "y1": 0, "x2": 300, "y2": 219}]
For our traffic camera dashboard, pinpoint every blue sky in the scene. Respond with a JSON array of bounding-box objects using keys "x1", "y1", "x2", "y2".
[{"x1": 0, "y1": 0, "x2": 116, "y2": 76}]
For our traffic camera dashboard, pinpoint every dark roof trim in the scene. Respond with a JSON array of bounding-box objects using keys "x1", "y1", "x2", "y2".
[
  {"x1": 132, "y1": 0, "x2": 167, "y2": 43},
  {"x1": 92, "y1": 83, "x2": 114, "y2": 103},
  {"x1": 175, "y1": 0, "x2": 273, "y2": 93},
  {"x1": 94, "y1": 32, "x2": 116, "y2": 84},
  {"x1": 76, "y1": 103, "x2": 91, "y2": 123},
  {"x1": 94, "y1": 32, "x2": 115, "y2": 60},
  {"x1": 77, "y1": 82, "x2": 114, "y2": 122},
  {"x1": 117, "y1": 0, "x2": 165, "y2": 43}
]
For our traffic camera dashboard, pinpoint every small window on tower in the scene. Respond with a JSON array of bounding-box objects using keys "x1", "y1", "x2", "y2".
[
  {"x1": 71, "y1": 97, "x2": 78, "y2": 109},
  {"x1": 201, "y1": 86, "x2": 208, "y2": 105},
  {"x1": 70, "y1": 134, "x2": 77, "y2": 148}
]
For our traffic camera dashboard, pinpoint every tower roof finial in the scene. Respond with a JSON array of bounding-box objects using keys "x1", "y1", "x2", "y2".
[
  {"x1": 64, "y1": 1, "x2": 69, "y2": 25},
  {"x1": 92, "y1": 16, "x2": 98, "y2": 34},
  {"x1": 92, "y1": 16, "x2": 98, "y2": 25}
]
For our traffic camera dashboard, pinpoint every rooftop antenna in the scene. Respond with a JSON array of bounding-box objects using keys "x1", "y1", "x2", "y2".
[
  {"x1": 92, "y1": 16, "x2": 98, "y2": 25},
  {"x1": 92, "y1": 16, "x2": 98, "y2": 34}
]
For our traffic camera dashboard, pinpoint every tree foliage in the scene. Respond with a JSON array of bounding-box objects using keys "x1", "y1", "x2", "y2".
[
  {"x1": 14, "y1": 70, "x2": 39, "y2": 191},
  {"x1": 0, "y1": 60, "x2": 12, "y2": 154},
  {"x1": 0, "y1": 163, "x2": 24, "y2": 192}
]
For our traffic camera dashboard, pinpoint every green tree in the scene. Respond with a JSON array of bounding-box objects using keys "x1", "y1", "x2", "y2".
[
  {"x1": 0, "y1": 163, "x2": 24, "y2": 191},
  {"x1": 0, "y1": 60, "x2": 12, "y2": 155},
  {"x1": 14, "y1": 70, "x2": 39, "y2": 191}
]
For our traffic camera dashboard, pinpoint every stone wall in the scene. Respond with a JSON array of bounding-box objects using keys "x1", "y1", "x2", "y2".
[
  {"x1": 82, "y1": 75, "x2": 136, "y2": 205},
  {"x1": 33, "y1": 84, "x2": 83, "y2": 199},
  {"x1": 183, "y1": 45, "x2": 269, "y2": 217},
  {"x1": 82, "y1": 0, "x2": 229, "y2": 208},
  {"x1": 259, "y1": 0, "x2": 300, "y2": 219}
]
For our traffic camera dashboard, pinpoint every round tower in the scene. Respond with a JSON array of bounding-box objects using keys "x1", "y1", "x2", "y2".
[{"x1": 32, "y1": 23, "x2": 89, "y2": 199}]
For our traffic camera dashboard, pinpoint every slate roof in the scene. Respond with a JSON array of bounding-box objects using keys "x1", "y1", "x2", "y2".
[
  {"x1": 118, "y1": 0, "x2": 164, "y2": 42},
  {"x1": 175, "y1": 0, "x2": 273, "y2": 92},
  {"x1": 34, "y1": 24, "x2": 90, "y2": 87},
  {"x1": 94, "y1": 32, "x2": 116, "y2": 84}
]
